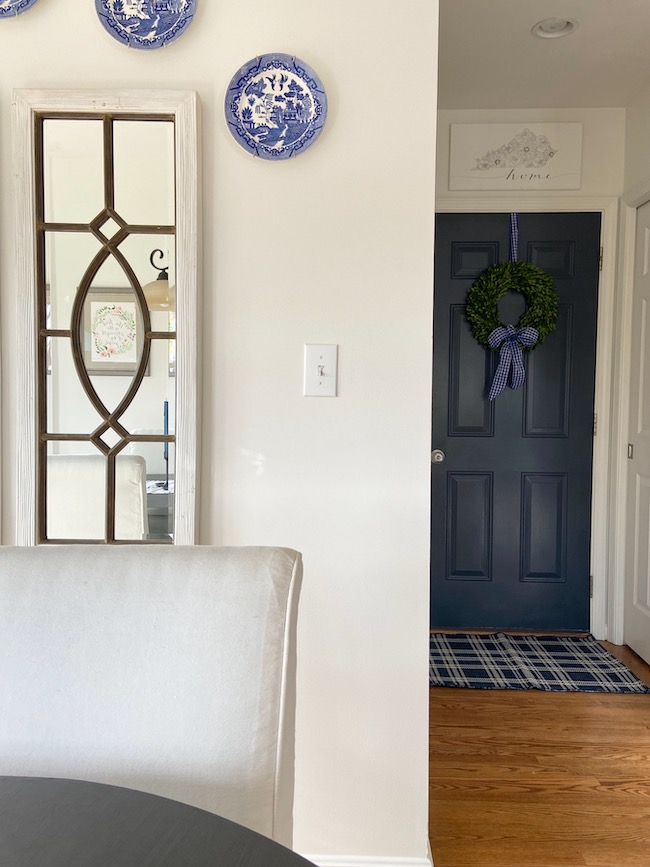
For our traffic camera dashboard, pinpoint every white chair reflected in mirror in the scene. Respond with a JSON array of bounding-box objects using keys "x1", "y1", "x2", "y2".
[
  {"x1": 47, "y1": 454, "x2": 149, "y2": 540},
  {"x1": 127, "y1": 429, "x2": 174, "y2": 538}
]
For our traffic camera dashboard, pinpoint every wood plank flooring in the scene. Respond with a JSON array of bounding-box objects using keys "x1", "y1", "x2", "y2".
[{"x1": 429, "y1": 644, "x2": 650, "y2": 867}]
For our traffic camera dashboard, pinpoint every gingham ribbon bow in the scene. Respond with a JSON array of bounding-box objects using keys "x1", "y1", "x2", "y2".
[{"x1": 488, "y1": 325, "x2": 539, "y2": 400}]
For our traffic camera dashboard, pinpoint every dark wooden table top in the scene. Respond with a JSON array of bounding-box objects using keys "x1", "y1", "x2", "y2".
[{"x1": 0, "y1": 777, "x2": 315, "y2": 867}]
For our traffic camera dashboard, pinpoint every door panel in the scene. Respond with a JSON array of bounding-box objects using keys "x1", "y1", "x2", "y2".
[
  {"x1": 448, "y1": 305, "x2": 494, "y2": 435},
  {"x1": 446, "y1": 472, "x2": 492, "y2": 580},
  {"x1": 524, "y1": 305, "x2": 572, "y2": 436},
  {"x1": 624, "y1": 200, "x2": 650, "y2": 663},
  {"x1": 520, "y1": 473, "x2": 567, "y2": 581},
  {"x1": 431, "y1": 212, "x2": 601, "y2": 631}
]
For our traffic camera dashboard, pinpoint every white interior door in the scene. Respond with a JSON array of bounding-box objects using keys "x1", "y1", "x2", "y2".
[{"x1": 624, "y1": 199, "x2": 650, "y2": 663}]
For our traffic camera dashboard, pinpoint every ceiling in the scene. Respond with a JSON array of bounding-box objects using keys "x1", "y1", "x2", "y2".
[{"x1": 438, "y1": 0, "x2": 650, "y2": 110}]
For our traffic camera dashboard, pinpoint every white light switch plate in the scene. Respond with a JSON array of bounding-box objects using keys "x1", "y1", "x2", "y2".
[{"x1": 304, "y1": 344, "x2": 338, "y2": 397}]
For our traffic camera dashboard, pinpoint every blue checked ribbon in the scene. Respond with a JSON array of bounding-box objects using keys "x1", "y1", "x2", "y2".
[
  {"x1": 509, "y1": 212, "x2": 519, "y2": 261},
  {"x1": 485, "y1": 212, "x2": 535, "y2": 399},
  {"x1": 488, "y1": 325, "x2": 539, "y2": 400}
]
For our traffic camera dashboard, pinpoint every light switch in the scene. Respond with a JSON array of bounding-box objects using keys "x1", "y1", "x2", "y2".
[{"x1": 304, "y1": 344, "x2": 338, "y2": 397}]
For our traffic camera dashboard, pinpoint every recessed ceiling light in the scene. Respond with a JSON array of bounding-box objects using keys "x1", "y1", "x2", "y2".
[{"x1": 532, "y1": 17, "x2": 578, "y2": 39}]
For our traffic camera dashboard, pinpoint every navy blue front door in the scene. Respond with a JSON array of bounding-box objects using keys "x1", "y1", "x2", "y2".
[{"x1": 430, "y1": 212, "x2": 601, "y2": 631}]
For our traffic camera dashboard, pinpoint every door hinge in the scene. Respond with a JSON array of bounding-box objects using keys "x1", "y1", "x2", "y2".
[
  {"x1": 589, "y1": 575, "x2": 593, "y2": 598},
  {"x1": 593, "y1": 413, "x2": 597, "y2": 436},
  {"x1": 599, "y1": 247, "x2": 603, "y2": 271}
]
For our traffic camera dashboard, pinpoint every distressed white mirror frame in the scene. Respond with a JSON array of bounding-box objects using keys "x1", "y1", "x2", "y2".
[{"x1": 12, "y1": 90, "x2": 200, "y2": 545}]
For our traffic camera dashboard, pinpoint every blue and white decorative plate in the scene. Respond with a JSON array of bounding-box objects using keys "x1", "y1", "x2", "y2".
[
  {"x1": 95, "y1": 0, "x2": 197, "y2": 50},
  {"x1": 225, "y1": 53, "x2": 328, "y2": 160},
  {"x1": 0, "y1": 0, "x2": 39, "y2": 18}
]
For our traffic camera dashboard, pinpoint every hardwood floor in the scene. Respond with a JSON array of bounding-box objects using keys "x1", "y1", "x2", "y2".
[{"x1": 429, "y1": 644, "x2": 650, "y2": 867}]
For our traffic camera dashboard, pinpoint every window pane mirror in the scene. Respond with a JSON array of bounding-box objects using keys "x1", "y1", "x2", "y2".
[{"x1": 13, "y1": 91, "x2": 199, "y2": 544}]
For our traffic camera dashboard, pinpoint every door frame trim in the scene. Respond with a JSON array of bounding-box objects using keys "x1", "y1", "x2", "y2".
[
  {"x1": 435, "y1": 196, "x2": 619, "y2": 640},
  {"x1": 610, "y1": 181, "x2": 650, "y2": 645}
]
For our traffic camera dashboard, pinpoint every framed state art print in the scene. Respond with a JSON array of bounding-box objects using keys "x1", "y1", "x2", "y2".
[{"x1": 449, "y1": 123, "x2": 583, "y2": 191}]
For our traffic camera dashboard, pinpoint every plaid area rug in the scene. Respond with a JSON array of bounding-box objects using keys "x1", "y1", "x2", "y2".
[{"x1": 429, "y1": 632, "x2": 650, "y2": 693}]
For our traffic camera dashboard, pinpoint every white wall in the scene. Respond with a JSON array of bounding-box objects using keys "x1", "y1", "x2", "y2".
[
  {"x1": 624, "y1": 85, "x2": 650, "y2": 191},
  {"x1": 437, "y1": 108, "x2": 625, "y2": 200},
  {"x1": 0, "y1": 1, "x2": 438, "y2": 862}
]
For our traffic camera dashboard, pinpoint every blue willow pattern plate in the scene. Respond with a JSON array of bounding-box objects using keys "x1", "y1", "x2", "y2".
[
  {"x1": 0, "y1": 0, "x2": 39, "y2": 17},
  {"x1": 95, "y1": 0, "x2": 197, "y2": 50},
  {"x1": 225, "y1": 53, "x2": 328, "y2": 160}
]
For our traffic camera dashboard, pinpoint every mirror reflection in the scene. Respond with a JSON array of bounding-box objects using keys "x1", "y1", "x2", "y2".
[{"x1": 39, "y1": 115, "x2": 176, "y2": 542}]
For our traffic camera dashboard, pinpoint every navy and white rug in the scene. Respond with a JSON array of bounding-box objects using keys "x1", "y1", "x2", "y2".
[{"x1": 429, "y1": 632, "x2": 650, "y2": 693}]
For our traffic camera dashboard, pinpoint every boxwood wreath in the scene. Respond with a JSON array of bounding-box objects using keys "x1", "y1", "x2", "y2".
[
  {"x1": 465, "y1": 261, "x2": 559, "y2": 350},
  {"x1": 465, "y1": 261, "x2": 559, "y2": 400}
]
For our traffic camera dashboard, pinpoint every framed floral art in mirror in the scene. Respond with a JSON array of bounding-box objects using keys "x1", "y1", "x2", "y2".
[{"x1": 83, "y1": 288, "x2": 146, "y2": 376}]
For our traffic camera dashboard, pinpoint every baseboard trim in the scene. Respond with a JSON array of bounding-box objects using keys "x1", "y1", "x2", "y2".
[{"x1": 303, "y1": 855, "x2": 433, "y2": 867}]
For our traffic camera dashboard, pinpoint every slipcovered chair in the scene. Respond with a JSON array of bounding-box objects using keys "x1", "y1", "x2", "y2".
[
  {"x1": 0, "y1": 545, "x2": 302, "y2": 847},
  {"x1": 47, "y1": 454, "x2": 149, "y2": 540}
]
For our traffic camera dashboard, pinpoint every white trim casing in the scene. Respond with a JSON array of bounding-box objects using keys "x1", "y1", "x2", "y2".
[
  {"x1": 434, "y1": 197, "x2": 619, "y2": 641},
  {"x1": 12, "y1": 90, "x2": 200, "y2": 546},
  {"x1": 12, "y1": 90, "x2": 37, "y2": 547},
  {"x1": 608, "y1": 180, "x2": 650, "y2": 645}
]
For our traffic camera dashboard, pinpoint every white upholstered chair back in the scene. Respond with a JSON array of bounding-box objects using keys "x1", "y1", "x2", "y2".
[{"x1": 0, "y1": 545, "x2": 302, "y2": 846}]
